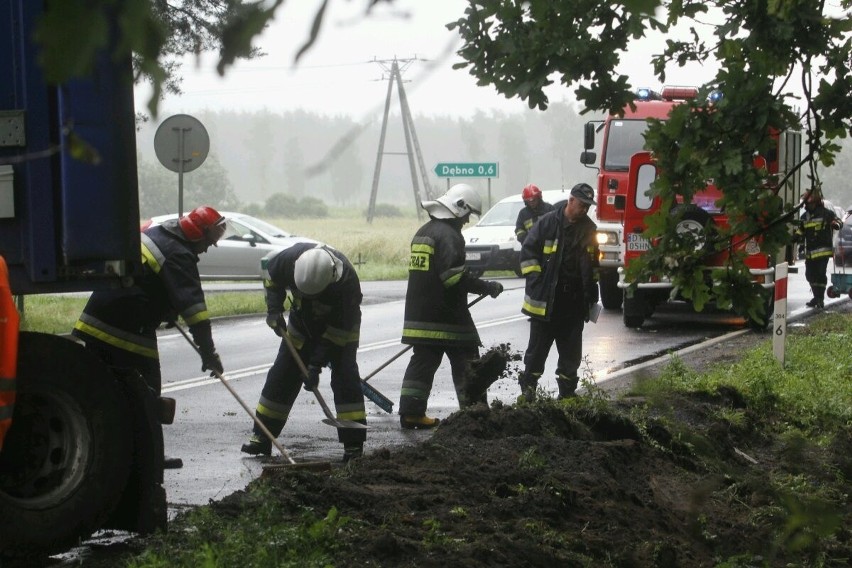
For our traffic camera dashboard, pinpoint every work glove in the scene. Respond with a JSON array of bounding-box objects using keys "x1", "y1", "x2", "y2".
[
  {"x1": 266, "y1": 312, "x2": 287, "y2": 337},
  {"x1": 201, "y1": 351, "x2": 224, "y2": 376},
  {"x1": 486, "y1": 280, "x2": 504, "y2": 298},
  {"x1": 303, "y1": 365, "x2": 321, "y2": 392}
]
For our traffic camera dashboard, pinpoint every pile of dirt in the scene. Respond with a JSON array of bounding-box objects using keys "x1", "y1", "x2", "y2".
[
  {"x1": 42, "y1": 307, "x2": 851, "y2": 567},
  {"x1": 206, "y1": 391, "x2": 850, "y2": 567}
]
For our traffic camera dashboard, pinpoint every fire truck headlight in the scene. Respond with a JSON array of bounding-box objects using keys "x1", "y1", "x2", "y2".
[{"x1": 596, "y1": 231, "x2": 617, "y2": 246}]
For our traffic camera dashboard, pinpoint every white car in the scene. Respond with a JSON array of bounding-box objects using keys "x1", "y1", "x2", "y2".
[
  {"x1": 462, "y1": 190, "x2": 624, "y2": 309},
  {"x1": 143, "y1": 212, "x2": 319, "y2": 280}
]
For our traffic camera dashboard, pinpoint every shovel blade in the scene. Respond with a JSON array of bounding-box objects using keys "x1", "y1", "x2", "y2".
[
  {"x1": 361, "y1": 380, "x2": 394, "y2": 413},
  {"x1": 321, "y1": 417, "x2": 369, "y2": 430}
]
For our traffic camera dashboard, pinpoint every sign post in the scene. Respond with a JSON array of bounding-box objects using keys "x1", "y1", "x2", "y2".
[
  {"x1": 433, "y1": 162, "x2": 500, "y2": 209},
  {"x1": 772, "y1": 262, "x2": 788, "y2": 366}
]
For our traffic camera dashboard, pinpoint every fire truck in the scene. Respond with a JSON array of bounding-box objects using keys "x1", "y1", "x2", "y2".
[
  {"x1": 581, "y1": 86, "x2": 802, "y2": 328},
  {"x1": 1, "y1": 1, "x2": 168, "y2": 558}
]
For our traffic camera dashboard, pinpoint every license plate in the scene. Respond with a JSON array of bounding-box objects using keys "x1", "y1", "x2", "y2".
[
  {"x1": 465, "y1": 252, "x2": 481, "y2": 261},
  {"x1": 626, "y1": 233, "x2": 651, "y2": 252}
]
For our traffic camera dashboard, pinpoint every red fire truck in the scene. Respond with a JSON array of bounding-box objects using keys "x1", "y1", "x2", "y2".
[{"x1": 580, "y1": 87, "x2": 802, "y2": 328}]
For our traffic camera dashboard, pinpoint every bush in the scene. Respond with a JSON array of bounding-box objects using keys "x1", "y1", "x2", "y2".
[
  {"x1": 363, "y1": 203, "x2": 404, "y2": 218},
  {"x1": 264, "y1": 193, "x2": 329, "y2": 218}
]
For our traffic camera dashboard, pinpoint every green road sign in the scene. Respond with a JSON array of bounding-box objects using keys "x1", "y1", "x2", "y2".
[{"x1": 433, "y1": 162, "x2": 499, "y2": 178}]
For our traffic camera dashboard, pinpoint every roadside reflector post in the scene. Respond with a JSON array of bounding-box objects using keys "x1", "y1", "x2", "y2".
[{"x1": 772, "y1": 262, "x2": 788, "y2": 366}]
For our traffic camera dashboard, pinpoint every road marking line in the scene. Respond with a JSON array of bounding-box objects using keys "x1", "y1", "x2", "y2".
[{"x1": 162, "y1": 313, "x2": 528, "y2": 393}]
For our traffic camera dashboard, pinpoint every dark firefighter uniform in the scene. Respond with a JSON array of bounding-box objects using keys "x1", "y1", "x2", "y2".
[
  {"x1": 795, "y1": 197, "x2": 840, "y2": 308},
  {"x1": 249, "y1": 242, "x2": 367, "y2": 454},
  {"x1": 72, "y1": 219, "x2": 220, "y2": 395},
  {"x1": 515, "y1": 199, "x2": 555, "y2": 244},
  {"x1": 399, "y1": 218, "x2": 498, "y2": 418},
  {"x1": 518, "y1": 198, "x2": 599, "y2": 399}
]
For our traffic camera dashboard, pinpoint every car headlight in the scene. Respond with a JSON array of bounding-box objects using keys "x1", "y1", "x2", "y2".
[{"x1": 596, "y1": 231, "x2": 617, "y2": 246}]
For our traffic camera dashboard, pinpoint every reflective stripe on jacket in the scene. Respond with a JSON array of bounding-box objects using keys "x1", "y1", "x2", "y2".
[
  {"x1": 402, "y1": 219, "x2": 480, "y2": 347},
  {"x1": 515, "y1": 201, "x2": 555, "y2": 243},
  {"x1": 795, "y1": 205, "x2": 838, "y2": 260},
  {"x1": 520, "y1": 204, "x2": 599, "y2": 321},
  {"x1": 72, "y1": 221, "x2": 210, "y2": 358},
  {"x1": 263, "y1": 243, "x2": 362, "y2": 367}
]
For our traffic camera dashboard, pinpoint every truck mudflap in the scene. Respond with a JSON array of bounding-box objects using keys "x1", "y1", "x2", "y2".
[
  {"x1": 0, "y1": 257, "x2": 19, "y2": 450},
  {"x1": 0, "y1": 332, "x2": 165, "y2": 559}
]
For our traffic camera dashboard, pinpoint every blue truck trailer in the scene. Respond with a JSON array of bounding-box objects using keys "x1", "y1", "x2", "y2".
[{"x1": 0, "y1": 0, "x2": 168, "y2": 558}]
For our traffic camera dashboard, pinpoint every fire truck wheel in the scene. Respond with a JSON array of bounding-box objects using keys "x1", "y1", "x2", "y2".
[
  {"x1": 671, "y1": 204, "x2": 714, "y2": 251},
  {"x1": 0, "y1": 332, "x2": 132, "y2": 559},
  {"x1": 623, "y1": 313, "x2": 644, "y2": 328}
]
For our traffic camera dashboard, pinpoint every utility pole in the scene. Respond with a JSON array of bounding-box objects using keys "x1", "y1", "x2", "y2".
[{"x1": 367, "y1": 57, "x2": 436, "y2": 223}]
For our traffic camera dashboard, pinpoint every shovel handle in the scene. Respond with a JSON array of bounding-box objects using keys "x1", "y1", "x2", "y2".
[
  {"x1": 282, "y1": 331, "x2": 366, "y2": 429},
  {"x1": 172, "y1": 322, "x2": 296, "y2": 464}
]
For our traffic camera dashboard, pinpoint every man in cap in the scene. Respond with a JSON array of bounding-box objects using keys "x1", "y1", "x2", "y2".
[
  {"x1": 241, "y1": 242, "x2": 367, "y2": 463},
  {"x1": 73, "y1": 205, "x2": 228, "y2": 469},
  {"x1": 398, "y1": 183, "x2": 504, "y2": 429},
  {"x1": 517, "y1": 183, "x2": 601, "y2": 400}
]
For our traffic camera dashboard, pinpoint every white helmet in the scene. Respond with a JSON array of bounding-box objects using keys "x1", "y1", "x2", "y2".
[
  {"x1": 422, "y1": 183, "x2": 482, "y2": 219},
  {"x1": 293, "y1": 246, "x2": 343, "y2": 295}
]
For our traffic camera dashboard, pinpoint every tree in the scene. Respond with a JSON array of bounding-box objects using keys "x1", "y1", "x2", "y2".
[
  {"x1": 450, "y1": 0, "x2": 852, "y2": 317},
  {"x1": 138, "y1": 151, "x2": 239, "y2": 217}
]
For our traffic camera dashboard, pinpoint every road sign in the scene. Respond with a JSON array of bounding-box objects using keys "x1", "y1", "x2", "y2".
[
  {"x1": 433, "y1": 162, "x2": 499, "y2": 178},
  {"x1": 154, "y1": 114, "x2": 209, "y2": 174}
]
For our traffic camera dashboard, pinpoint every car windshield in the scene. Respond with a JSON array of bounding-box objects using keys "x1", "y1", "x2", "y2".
[
  {"x1": 476, "y1": 202, "x2": 525, "y2": 227},
  {"x1": 236, "y1": 216, "x2": 293, "y2": 237}
]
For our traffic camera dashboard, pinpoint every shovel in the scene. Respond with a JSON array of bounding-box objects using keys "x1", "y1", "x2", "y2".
[
  {"x1": 280, "y1": 332, "x2": 369, "y2": 430},
  {"x1": 359, "y1": 293, "x2": 489, "y2": 387},
  {"x1": 172, "y1": 322, "x2": 330, "y2": 471}
]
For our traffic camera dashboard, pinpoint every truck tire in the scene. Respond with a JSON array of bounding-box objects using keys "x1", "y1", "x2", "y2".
[
  {"x1": 598, "y1": 270, "x2": 623, "y2": 310},
  {"x1": 0, "y1": 333, "x2": 132, "y2": 558},
  {"x1": 747, "y1": 286, "x2": 774, "y2": 331},
  {"x1": 671, "y1": 204, "x2": 714, "y2": 251}
]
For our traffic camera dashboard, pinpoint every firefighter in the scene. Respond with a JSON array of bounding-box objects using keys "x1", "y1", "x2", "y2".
[
  {"x1": 795, "y1": 190, "x2": 842, "y2": 309},
  {"x1": 398, "y1": 183, "x2": 504, "y2": 429},
  {"x1": 241, "y1": 243, "x2": 367, "y2": 463},
  {"x1": 515, "y1": 183, "x2": 555, "y2": 244},
  {"x1": 518, "y1": 183, "x2": 600, "y2": 400},
  {"x1": 72, "y1": 205, "x2": 228, "y2": 469}
]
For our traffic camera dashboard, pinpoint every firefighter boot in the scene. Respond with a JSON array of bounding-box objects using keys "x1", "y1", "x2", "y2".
[
  {"x1": 518, "y1": 371, "x2": 539, "y2": 401},
  {"x1": 241, "y1": 413, "x2": 283, "y2": 456},
  {"x1": 556, "y1": 375, "x2": 579, "y2": 400},
  {"x1": 400, "y1": 414, "x2": 441, "y2": 430},
  {"x1": 342, "y1": 443, "x2": 364, "y2": 463},
  {"x1": 241, "y1": 434, "x2": 272, "y2": 456}
]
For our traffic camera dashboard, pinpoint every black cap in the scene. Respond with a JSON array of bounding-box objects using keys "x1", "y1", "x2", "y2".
[{"x1": 570, "y1": 183, "x2": 596, "y2": 205}]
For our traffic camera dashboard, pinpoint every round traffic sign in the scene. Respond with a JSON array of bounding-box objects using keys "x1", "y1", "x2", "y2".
[{"x1": 154, "y1": 114, "x2": 209, "y2": 173}]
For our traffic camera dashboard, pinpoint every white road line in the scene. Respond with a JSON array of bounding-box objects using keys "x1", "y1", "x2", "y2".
[{"x1": 162, "y1": 312, "x2": 527, "y2": 393}]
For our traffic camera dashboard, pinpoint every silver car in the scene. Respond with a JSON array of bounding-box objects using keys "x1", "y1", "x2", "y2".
[{"x1": 144, "y1": 212, "x2": 319, "y2": 280}]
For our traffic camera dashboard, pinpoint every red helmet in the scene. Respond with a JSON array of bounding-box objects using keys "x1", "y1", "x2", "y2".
[
  {"x1": 522, "y1": 184, "x2": 542, "y2": 201},
  {"x1": 179, "y1": 206, "x2": 226, "y2": 244}
]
